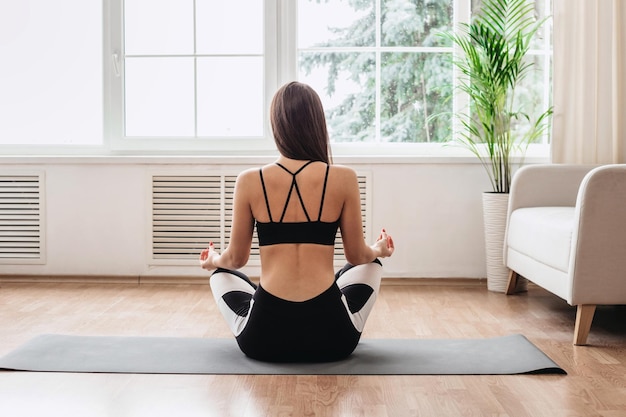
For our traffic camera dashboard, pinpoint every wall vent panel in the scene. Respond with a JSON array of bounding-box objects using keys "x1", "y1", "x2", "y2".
[{"x1": 0, "y1": 173, "x2": 45, "y2": 264}]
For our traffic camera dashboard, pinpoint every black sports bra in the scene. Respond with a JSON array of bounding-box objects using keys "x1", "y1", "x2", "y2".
[{"x1": 256, "y1": 161, "x2": 339, "y2": 246}]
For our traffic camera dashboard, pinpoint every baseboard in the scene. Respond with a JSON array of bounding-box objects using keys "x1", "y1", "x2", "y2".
[
  {"x1": 382, "y1": 278, "x2": 487, "y2": 287},
  {"x1": 139, "y1": 276, "x2": 209, "y2": 285},
  {"x1": 0, "y1": 275, "x2": 140, "y2": 284},
  {"x1": 0, "y1": 275, "x2": 486, "y2": 287}
]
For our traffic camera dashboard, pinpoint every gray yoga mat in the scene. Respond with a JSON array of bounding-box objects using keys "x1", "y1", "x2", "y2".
[{"x1": 0, "y1": 334, "x2": 565, "y2": 375}]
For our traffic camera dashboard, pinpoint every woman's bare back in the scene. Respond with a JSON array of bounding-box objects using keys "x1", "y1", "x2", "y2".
[{"x1": 244, "y1": 159, "x2": 355, "y2": 301}]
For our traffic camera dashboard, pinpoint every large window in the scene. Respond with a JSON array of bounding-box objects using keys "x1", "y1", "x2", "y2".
[{"x1": 0, "y1": 0, "x2": 552, "y2": 155}]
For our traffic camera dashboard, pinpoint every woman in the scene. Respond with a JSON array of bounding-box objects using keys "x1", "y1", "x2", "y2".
[{"x1": 200, "y1": 81, "x2": 394, "y2": 362}]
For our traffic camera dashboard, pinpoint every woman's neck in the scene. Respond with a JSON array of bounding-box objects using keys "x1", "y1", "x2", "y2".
[{"x1": 275, "y1": 156, "x2": 310, "y2": 166}]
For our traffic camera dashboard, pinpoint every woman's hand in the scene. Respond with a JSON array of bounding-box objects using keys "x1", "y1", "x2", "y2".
[
  {"x1": 372, "y1": 228, "x2": 395, "y2": 258},
  {"x1": 199, "y1": 242, "x2": 220, "y2": 271}
]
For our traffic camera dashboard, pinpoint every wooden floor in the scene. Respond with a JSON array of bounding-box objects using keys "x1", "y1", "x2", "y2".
[{"x1": 0, "y1": 280, "x2": 625, "y2": 417}]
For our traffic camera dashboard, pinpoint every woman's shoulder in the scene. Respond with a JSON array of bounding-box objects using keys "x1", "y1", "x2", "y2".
[
  {"x1": 327, "y1": 164, "x2": 359, "y2": 192},
  {"x1": 329, "y1": 164, "x2": 358, "y2": 179},
  {"x1": 238, "y1": 166, "x2": 261, "y2": 177},
  {"x1": 234, "y1": 167, "x2": 262, "y2": 188}
]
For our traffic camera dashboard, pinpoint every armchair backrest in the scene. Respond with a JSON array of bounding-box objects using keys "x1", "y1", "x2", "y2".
[{"x1": 507, "y1": 164, "x2": 598, "y2": 213}]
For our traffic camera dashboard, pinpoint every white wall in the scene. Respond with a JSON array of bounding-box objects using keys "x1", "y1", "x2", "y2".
[{"x1": 0, "y1": 156, "x2": 529, "y2": 280}]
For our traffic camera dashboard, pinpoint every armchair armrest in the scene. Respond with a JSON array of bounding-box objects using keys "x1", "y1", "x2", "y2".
[{"x1": 569, "y1": 165, "x2": 626, "y2": 305}]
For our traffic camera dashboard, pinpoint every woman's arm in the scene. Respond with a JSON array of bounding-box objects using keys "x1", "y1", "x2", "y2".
[
  {"x1": 339, "y1": 168, "x2": 394, "y2": 265},
  {"x1": 200, "y1": 170, "x2": 255, "y2": 271}
]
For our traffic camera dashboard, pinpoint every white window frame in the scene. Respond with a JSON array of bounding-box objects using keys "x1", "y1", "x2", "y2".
[{"x1": 105, "y1": 0, "x2": 281, "y2": 155}]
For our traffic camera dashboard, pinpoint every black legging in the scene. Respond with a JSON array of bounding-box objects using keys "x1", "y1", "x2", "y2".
[{"x1": 209, "y1": 260, "x2": 383, "y2": 362}]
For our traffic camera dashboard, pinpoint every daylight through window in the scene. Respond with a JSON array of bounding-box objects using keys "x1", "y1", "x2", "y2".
[{"x1": 0, "y1": 0, "x2": 552, "y2": 154}]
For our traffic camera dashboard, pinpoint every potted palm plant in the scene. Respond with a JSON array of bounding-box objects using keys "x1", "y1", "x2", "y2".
[{"x1": 440, "y1": 0, "x2": 552, "y2": 292}]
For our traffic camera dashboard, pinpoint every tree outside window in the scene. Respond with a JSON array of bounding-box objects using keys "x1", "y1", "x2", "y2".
[{"x1": 297, "y1": 0, "x2": 551, "y2": 146}]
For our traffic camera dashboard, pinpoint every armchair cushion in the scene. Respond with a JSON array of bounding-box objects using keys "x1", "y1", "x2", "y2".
[{"x1": 507, "y1": 207, "x2": 575, "y2": 273}]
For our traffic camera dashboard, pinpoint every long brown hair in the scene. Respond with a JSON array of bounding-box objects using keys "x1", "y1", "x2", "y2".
[{"x1": 270, "y1": 82, "x2": 332, "y2": 164}]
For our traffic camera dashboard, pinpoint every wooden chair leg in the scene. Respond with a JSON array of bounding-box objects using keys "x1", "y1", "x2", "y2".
[
  {"x1": 574, "y1": 304, "x2": 596, "y2": 345},
  {"x1": 505, "y1": 270, "x2": 518, "y2": 295}
]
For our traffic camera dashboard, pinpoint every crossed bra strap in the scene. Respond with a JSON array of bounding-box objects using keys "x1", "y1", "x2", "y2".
[{"x1": 259, "y1": 161, "x2": 330, "y2": 223}]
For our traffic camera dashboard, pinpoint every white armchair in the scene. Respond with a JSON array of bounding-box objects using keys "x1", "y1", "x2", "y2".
[{"x1": 504, "y1": 164, "x2": 626, "y2": 345}]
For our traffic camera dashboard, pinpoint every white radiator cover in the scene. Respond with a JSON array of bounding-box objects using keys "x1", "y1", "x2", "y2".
[
  {"x1": 0, "y1": 172, "x2": 45, "y2": 264},
  {"x1": 150, "y1": 171, "x2": 370, "y2": 266}
]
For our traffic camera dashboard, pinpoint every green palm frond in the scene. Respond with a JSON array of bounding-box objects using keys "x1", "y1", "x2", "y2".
[{"x1": 438, "y1": 0, "x2": 552, "y2": 193}]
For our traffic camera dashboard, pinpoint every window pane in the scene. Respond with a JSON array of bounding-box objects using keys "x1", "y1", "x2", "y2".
[
  {"x1": 299, "y1": 52, "x2": 376, "y2": 142},
  {"x1": 196, "y1": 57, "x2": 264, "y2": 137},
  {"x1": 297, "y1": 0, "x2": 375, "y2": 48},
  {"x1": 0, "y1": 0, "x2": 102, "y2": 145},
  {"x1": 122, "y1": 0, "x2": 265, "y2": 141},
  {"x1": 381, "y1": 0, "x2": 453, "y2": 47},
  {"x1": 512, "y1": 54, "x2": 551, "y2": 143},
  {"x1": 381, "y1": 52, "x2": 452, "y2": 143},
  {"x1": 124, "y1": 0, "x2": 194, "y2": 55},
  {"x1": 530, "y1": 0, "x2": 552, "y2": 49},
  {"x1": 124, "y1": 58, "x2": 195, "y2": 137},
  {"x1": 196, "y1": 0, "x2": 263, "y2": 55}
]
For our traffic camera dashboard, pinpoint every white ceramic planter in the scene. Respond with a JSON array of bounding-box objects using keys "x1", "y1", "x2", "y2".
[{"x1": 482, "y1": 192, "x2": 517, "y2": 292}]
